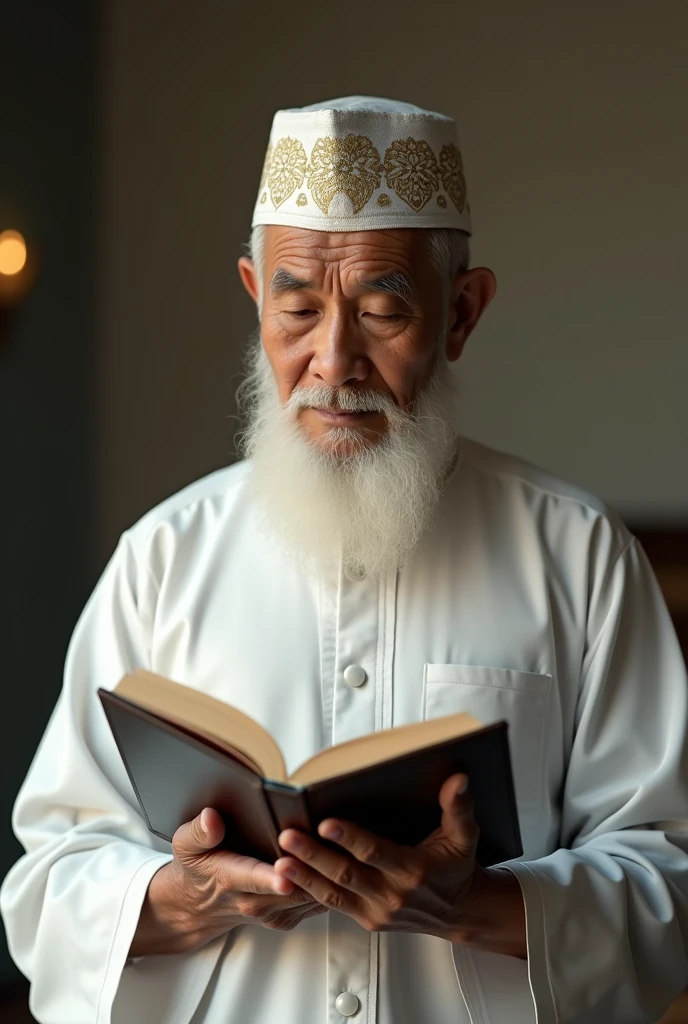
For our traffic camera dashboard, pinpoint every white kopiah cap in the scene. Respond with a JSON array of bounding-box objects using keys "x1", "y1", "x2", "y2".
[{"x1": 251, "y1": 95, "x2": 471, "y2": 234}]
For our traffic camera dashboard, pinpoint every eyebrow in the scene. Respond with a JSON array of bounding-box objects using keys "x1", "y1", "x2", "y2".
[
  {"x1": 268, "y1": 267, "x2": 415, "y2": 303},
  {"x1": 360, "y1": 271, "x2": 414, "y2": 303},
  {"x1": 269, "y1": 269, "x2": 312, "y2": 295}
]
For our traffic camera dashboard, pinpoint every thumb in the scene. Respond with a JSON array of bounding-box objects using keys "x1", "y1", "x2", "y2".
[
  {"x1": 173, "y1": 806, "x2": 225, "y2": 863},
  {"x1": 437, "y1": 774, "x2": 479, "y2": 856}
]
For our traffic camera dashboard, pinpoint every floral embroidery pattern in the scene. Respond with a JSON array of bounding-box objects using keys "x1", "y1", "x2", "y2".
[
  {"x1": 307, "y1": 134, "x2": 383, "y2": 215},
  {"x1": 260, "y1": 143, "x2": 273, "y2": 190},
  {"x1": 383, "y1": 138, "x2": 440, "y2": 212},
  {"x1": 439, "y1": 143, "x2": 467, "y2": 213},
  {"x1": 260, "y1": 135, "x2": 469, "y2": 218},
  {"x1": 268, "y1": 137, "x2": 308, "y2": 208}
]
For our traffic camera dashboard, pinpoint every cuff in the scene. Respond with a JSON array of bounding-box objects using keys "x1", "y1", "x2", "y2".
[
  {"x1": 501, "y1": 862, "x2": 558, "y2": 1024},
  {"x1": 96, "y1": 851, "x2": 173, "y2": 1024}
]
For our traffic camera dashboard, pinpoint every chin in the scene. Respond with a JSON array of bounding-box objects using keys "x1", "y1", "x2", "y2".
[{"x1": 312, "y1": 426, "x2": 382, "y2": 460}]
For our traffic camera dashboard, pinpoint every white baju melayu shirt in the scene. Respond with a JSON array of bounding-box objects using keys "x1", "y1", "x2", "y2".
[{"x1": 3, "y1": 438, "x2": 688, "y2": 1024}]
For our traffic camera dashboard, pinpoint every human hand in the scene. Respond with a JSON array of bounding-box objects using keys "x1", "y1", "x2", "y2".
[
  {"x1": 129, "y1": 807, "x2": 326, "y2": 957},
  {"x1": 274, "y1": 774, "x2": 526, "y2": 957},
  {"x1": 273, "y1": 773, "x2": 479, "y2": 943}
]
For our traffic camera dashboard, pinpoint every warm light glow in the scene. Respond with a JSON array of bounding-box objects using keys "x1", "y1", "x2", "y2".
[{"x1": 0, "y1": 230, "x2": 28, "y2": 276}]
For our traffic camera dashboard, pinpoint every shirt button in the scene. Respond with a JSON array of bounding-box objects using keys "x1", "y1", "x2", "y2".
[
  {"x1": 335, "y1": 991, "x2": 360, "y2": 1016},
  {"x1": 343, "y1": 665, "x2": 367, "y2": 688}
]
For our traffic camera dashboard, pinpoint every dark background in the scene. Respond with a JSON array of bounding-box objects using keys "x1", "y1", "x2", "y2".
[
  {"x1": 1, "y1": 1, "x2": 687, "y2": 1020},
  {"x1": 0, "y1": 0, "x2": 98, "y2": 1011}
]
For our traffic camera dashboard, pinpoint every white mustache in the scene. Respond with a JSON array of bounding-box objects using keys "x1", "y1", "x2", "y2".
[{"x1": 286, "y1": 384, "x2": 399, "y2": 416}]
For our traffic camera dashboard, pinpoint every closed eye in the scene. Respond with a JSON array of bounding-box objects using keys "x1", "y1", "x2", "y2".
[
  {"x1": 364, "y1": 312, "x2": 406, "y2": 321},
  {"x1": 287, "y1": 309, "x2": 317, "y2": 318}
]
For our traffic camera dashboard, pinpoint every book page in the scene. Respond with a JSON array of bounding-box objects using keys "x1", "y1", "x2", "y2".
[
  {"x1": 288, "y1": 711, "x2": 482, "y2": 786},
  {"x1": 115, "y1": 670, "x2": 287, "y2": 781}
]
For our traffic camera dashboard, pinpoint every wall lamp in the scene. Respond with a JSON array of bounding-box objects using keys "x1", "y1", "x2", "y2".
[{"x1": 0, "y1": 230, "x2": 38, "y2": 345}]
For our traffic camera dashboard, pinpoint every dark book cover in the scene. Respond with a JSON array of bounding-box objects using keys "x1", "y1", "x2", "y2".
[{"x1": 98, "y1": 689, "x2": 522, "y2": 867}]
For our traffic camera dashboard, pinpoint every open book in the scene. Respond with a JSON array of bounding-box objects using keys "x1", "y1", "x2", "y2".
[{"x1": 98, "y1": 670, "x2": 522, "y2": 867}]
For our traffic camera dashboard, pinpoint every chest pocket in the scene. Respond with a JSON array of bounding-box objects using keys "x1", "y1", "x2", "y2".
[{"x1": 422, "y1": 664, "x2": 552, "y2": 833}]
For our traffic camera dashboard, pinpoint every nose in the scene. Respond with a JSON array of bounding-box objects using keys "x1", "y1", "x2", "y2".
[{"x1": 309, "y1": 311, "x2": 369, "y2": 387}]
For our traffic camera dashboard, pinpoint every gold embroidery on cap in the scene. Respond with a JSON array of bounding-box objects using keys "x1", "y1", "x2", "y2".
[
  {"x1": 384, "y1": 138, "x2": 439, "y2": 212},
  {"x1": 439, "y1": 143, "x2": 467, "y2": 213},
  {"x1": 258, "y1": 135, "x2": 469, "y2": 219},
  {"x1": 260, "y1": 143, "x2": 273, "y2": 190},
  {"x1": 307, "y1": 134, "x2": 383, "y2": 215},
  {"x1": 268, "y1": 137, "x2": 308, "y2": 208}
]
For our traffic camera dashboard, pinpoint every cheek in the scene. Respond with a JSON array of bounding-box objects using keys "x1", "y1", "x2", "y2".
[
  {"x1": 262, "y1": 326, "x2": 311, "y2": 402},
  {"x1": 371, "y1": 338, "x2": 435, "y2": 408}
]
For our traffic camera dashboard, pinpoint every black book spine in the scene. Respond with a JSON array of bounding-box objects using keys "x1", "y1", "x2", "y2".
[{"x1": 263, "y1": 782, "x2": 312, "y2": 840}]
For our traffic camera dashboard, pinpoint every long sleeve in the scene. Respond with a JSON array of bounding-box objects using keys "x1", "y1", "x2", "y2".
[
  {"x1": 505, "y1": 538, "x2": 688, "y2": 1023},
  {"x1": 0, "y1": 533, "x2": 181, "y2": 1024}
]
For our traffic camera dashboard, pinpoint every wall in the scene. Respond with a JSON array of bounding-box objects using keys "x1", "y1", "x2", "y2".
[
  {"x1": 98, "y1": 0, "x2": 688, "y2": 560},
  {"x1": 0, "y1": 0, "x2": 98, "y2": 989},
  {"x1": 0, "y1": 0, "x2": 685, "y2": 1002},
  {"x1": 1, "y1": 0, "x2": 684, "y2": 1000}
]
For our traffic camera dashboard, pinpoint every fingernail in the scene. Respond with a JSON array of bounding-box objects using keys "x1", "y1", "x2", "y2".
[
  {"x1": 200, "y1": 808, "x2": 210, "y2": 833},
  {"x1": 283, "y1": 832, "x2": 305, "y2": 852},
  {"x1": 284, "y1": 866, "x2": 299, "y2": 880},
  {"x1": 457, "y1": 776, "x2": 469, "y2": 794},
  {"x1": 321, "y1": 825, "x2": 343, "y2": 841}
]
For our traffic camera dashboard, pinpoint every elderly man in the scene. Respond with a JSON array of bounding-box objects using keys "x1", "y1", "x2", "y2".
[{"x1": 2, "y1": 96, "x2": 688, "y2": 1024}]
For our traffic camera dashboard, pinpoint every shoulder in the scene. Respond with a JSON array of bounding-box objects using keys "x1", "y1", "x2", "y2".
[
  {"x1": 457, "y1": 438, "x2": 633, "y2": 562},
  {"x1": 123, "y1": 460, "x2": 251, "y2": 552},
  {"x1": 460, "y1": 438, "x2": 622, "y2": 519}
]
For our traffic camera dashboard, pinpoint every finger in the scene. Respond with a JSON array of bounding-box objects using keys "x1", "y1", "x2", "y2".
[
  {"x1": 214, "y1": 851, "x2": 300, "y2": 896},
  {"x1": 438, "y1": 774, "x2": 479, "y2": 854},
  {"x1": 273, "y1": 853, "x2": 361, "y2": 914},
  {"x1": 241, "y1": 890, "x2": 315, "y2": 911},
  {"x1": 276, "y1": 829, "x2": 381, "y2": 901},
  {"x1": 264, "y1": 901, "x2": 328, "y2": 933},
  {"x1": 286, "y1": 886, "x2": 319, "y2": 906},
  {"x1": 314, "y1": 819, "x2": 423, "y2": 886},
  {"x1": 173, "y1": 808, "x2": 298, "y2": 896},
  {"x1": 172, "y1": 807, "x2": 225, "y2": 861}
]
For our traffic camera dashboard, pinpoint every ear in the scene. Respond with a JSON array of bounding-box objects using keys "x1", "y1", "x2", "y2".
[
  {"x1": 445, "y1": 267, "x2": 496, "y2": 362},
  {"x1": 238, "y1": 255, "x2": 260, "y2": 305}
]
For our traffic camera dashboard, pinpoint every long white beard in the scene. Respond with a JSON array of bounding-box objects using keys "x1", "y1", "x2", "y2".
[{"x1": 238, "y1": 335, "x2": 461, "y2": 580}]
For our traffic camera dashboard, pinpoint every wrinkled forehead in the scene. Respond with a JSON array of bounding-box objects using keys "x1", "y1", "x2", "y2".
[{"x1": 262, "y1": 225, "x2": 436, "y2": 285}]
